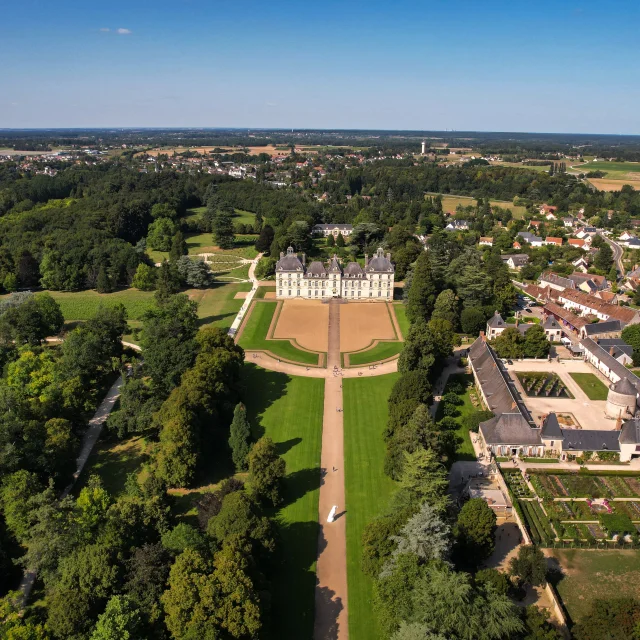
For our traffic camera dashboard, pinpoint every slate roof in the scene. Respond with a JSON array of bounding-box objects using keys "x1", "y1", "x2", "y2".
[
  {"x1": 612, "y1": 377, "x2": 638, "y2": 397},
  {"x1": 561, "y1": 429, "x2": 620, "y2": 452},
  {"x1": 581, "y1": 338, "x2": 640, "y2": 391},
  {"x1": 487, "y1": 311, "x2": 506, "y2": 329},
  {"x1": 540, "y1": 272, "x2": 575, "y2": 290},
  {"x1": 542, "y1": 316, "x2": 561, "y2": 331},
  {"x1": 620, "y1": 418, "x2": 640, "y2": 445},
  {"x1": 582, "y1": 320, "x2": 623, "y2": 336},
  {"x1": 541, "y1": 413, "x2": 563, "y2": 440},
  {"x1": 276, "y1": 247, "x2": 304, "y2": 272},
  {"x1": 313, "y1": 224, "x2": 353, "y2": 231},
  {"x1": 502, "y1": 254, "x2": 529, "y2": 266},
  {"x1": 343, "y1": 262, "x2": 364, "y2": 277},
  {"x1": 306, "y1": 261, "x2": 327, "y2": 276},
  {"x1": 327, "y1": 255, "x2": 342, "y2": 273},
  {"x1": 480, "y1": 414, "x2": 542, "y2": 445},
  {"x1": 365, "y1": 248, "x2": 394, "y2": 273}
]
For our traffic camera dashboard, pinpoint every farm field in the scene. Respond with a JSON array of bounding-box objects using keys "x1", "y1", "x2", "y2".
[
  {"x1": 569, "y1": 372, "x2": 609, "y2": 400},
  {"x1": 576, "y1": 161, "x2": 640, "y2": 175},
  {"x1": 588, "y1": 177, "x2": 640, "y2": 191},
  {"x1": 434, "y1": 373, "x2": 478, "y2": 462},
  {"x1": 425, "y1": 192, "x2": 527, "y2": 218},
  {"x1": 343, "y1": 373, "x2": 399, "y2": 640},
  {"x1": 238, "y1": 301, "x2": 324, "y2": 365},
  {"x1": 242, "y1": 364, "x2": 325, "y2": 639},
  {"x1": 548, "y1": 550, "x2": 640, "y2": 625}
]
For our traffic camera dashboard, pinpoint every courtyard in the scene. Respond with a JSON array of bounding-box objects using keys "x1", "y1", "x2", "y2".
[{"x1": 504, "y1": 359, "x2": 612, "y2": 431}]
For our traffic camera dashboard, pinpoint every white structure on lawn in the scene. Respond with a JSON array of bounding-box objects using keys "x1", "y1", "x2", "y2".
[{"x1": 275, "y1": 247, "x2": 395, "y2": 300}]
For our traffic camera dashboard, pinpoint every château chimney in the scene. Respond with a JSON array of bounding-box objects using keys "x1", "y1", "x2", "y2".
[
  {"x1": 364, "y1": 253, "x2": 368, "y2": 266},
  {"x1": 302, "y1": 253, "x2": 306, "y2": 266},
  {"x1": 280, "y1": 251, "x2": 284, "y2": 259},
  {"x1": 480, "y1": 331, "x2": 486, "y2": 342},
  {"x1": 616, "y1": 414, "x2": 623, "y2": 431}
]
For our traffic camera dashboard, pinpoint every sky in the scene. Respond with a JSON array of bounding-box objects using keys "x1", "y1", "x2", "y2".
[{"x1": 1, "y1": 0, "x2": 639, "y2": 133}]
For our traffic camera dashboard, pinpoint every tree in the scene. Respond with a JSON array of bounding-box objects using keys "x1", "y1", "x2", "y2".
[
  {"x1": 461, "y1": 307, "x2": 486, "y2": 335},
  {"x1": 248, "y1": 436, "x2": 286, "y2": 506},
  {"x1": 622, "y1": 324, "x2": 640, "y2": 366},
  {"x1": 572, "y1": 598, "x2": 640, "y2": 640},
  {"x1": 336, "y1": 232, "x2": 345, "y2": 247},
  {"x1": 176, "y1": 256, "x2": 211, "y2": 288},
  {"x1": 161, "y1": 522, "x2": 207, "y2": 555},
  {"x1": 391, "y1": 624, "x2": 446, "y2": 640},
  {"x1": 361, "y1": 507, "x2": 414, "y2": 577},
  {"x1": 594, "y1": 243, "x2": 613, "y2": 272},
  {"x1": 509, "y1": 545, "x2": 547, "y2": 586},
  {"x1": 212, "y1": 208, "x2": 235, "y2": 249},
  {"x1": 393, "y1": 448, "x2": 449, "y2": 513},
  {"x1": 131, "y1": 263, "x2": 156, "y2": 291},
  {"x1": 155, "y1": 260, "x2": 181, "y2": 301},
  {"x1": 255, "y1": 225, "x2": 274, "y2": 253},
  {"x1": 519, "y1": 605, "x2": 563, "y2": 640},
  {"x1": 140, "y1": 294, "x2": 198, "y2": 396},
  {"x1": 1, "y1": 293, "x2": 64, "y2": 345},
  {"x1": 254, "y1": 256, "x2": 276, "y2": 280},
  {"x1": 170, "y1": 230, "x2": 188, "y2": 263},
  {"x1": 147, "y1": 218, "x2": 178, "y2": 252},
  {"x1": 523, "y1": 325, "x2": 550, "y2": 358},
  {"x1": 0, "y1": 470, "x2": 44, "y2": 543},
  {"x1": 455, "y1": 497, "x2": 497, "y2": 567},
  {"x1": 432, "y1": 289, "x2": 459, "y2": 329},
  {"x1": 382, "y1": 502, "x2": 451, "y2": 576},
  {"x1": 229, "y1": 403, "x2": 252, "y2": 472},
  {"x1": 96, "y1": 266, "x2": 113, "y2": 293},
  {"x1": 406, "y1": 252, "x2": 436, "y2": 323},
  {"x1": 492, "y1": 327, "x2": 525, "y2": 359},
  {"x1": 327, "y1": 234, "x2": 335, "y2": 248},
  {"x1": 90, "y1": 596, "x2": 143, "y2": 640}
]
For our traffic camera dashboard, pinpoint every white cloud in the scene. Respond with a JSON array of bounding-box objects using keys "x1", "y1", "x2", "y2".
[
  {"x1": 100, "y1": 28, "x2": 110, "y2": 32},
  {"x1": 116, "y1": 28, "x2": 132, "y2": 35}
]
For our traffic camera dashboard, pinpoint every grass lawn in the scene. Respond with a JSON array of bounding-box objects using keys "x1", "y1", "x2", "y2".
[
  {"x1": 344, "y1": 373, "x2": 399, "y2": 640},
  {"x1": 435, "y1": 373, "x2": 477, "y2": 462},
  {"x1": 346, "y1": 341, "x2": 404, "y2": 367},
  {"x1": 77, "y1": 435, "x2": 150, "y2": 496},
  {"x1": 238, "y1": 302, "x2": 324, "y2": 365},
  {"x1": 425, "y1": 193, "x2": 527, "y2": 219},
  {"x1": 549, "y1": 549, "x2": 640, "y2": 624},
  {"x1": 48, "y1": 289, "x2": 157, "y2": 322},
  {"x1": 569, "y1": 372, "x2": 609, "y2": 401},
  {"x1": 189, "y1": 282, "x2": 252, "y2": 329},
  {"x1": 576, "y1": 161, "x2": 640, "y2": 176},
  {"x1": 243, "y1": 364, "x2": 325, "y2": 639},
  {"x1": 392, "y1": 303, "x2": 409, "y2": 338}
]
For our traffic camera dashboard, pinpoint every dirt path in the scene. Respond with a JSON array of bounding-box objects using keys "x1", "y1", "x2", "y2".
[{"x1": 314, "y1": 300, "x2": 348, "y2": 640}]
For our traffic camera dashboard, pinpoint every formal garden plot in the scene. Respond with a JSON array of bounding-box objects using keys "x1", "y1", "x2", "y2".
[
  {"x1": 515, "y1": 371, "x2": 574, "y2": 398},
  {"x1": 502, "y1": 470, "x2": 532, "y2": 497},
  {"x1": 530, "y1": 471, "x2": 640, "y2": 499}
]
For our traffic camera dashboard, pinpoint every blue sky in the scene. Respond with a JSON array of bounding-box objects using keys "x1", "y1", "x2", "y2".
[{"x1": 1, "y1": 0, "x2": 639, "y2": 132}]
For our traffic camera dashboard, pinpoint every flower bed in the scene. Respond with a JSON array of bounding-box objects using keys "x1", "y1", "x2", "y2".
[{"x1": 515, "y1": 372, "x2": 574, "y2": 398}]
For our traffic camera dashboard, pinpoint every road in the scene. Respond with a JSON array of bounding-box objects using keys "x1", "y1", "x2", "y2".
[{"x1": 599, "y1": 231, "x2": 624, "y2": 278}]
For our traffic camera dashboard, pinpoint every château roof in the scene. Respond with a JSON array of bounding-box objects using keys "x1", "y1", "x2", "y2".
[
  {"x1": 276, "y1": 247, "x2": 304, "y2": 272},
  {"x1": 365, "y1": 247, "x2": 394, "y2": 273}
]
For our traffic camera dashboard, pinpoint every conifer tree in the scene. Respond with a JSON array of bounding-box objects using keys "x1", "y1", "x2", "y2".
[{"x1": 229, "y1": 403, "x2": 252, "y2": 472}]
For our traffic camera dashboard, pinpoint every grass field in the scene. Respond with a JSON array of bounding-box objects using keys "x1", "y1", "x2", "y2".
[
  {"x1": 425, "y1": 192, "x2": 527, "y2": 219},
  {"x1": 238, "y1": 302, "x2": 324, "y2": 365},
  {"x1": 549, "y1": 549, "x2": 640, "y2": 624},
  {"x1": 569, "y1": 372, "x2": 609, "y2": 401},
  {"x1": 243, "y1": 365, "x2": 325, "y2": 639},
  {"x1": 392, "y1": 303, "x2": 409, "y2": 338},
  {"x1": 435, "y1": 373, "x2": 477, "y2": 462},
  {"x1": 346, "y1": 341, "x2": 404, "y2": 366},
  {"x1": 576, "y1": 161, "x2": 640, "y2": 176},
  {"x1": 343, "y1": 373, "x2": 399, "y2": 640}
]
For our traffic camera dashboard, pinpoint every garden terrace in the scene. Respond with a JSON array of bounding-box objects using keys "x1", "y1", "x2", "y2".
[{"x1": 515, "y1": 372, "x2": 574, "y2": 399}]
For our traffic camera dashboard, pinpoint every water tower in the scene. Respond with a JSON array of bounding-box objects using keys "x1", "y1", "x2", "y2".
[{"x1": 421, "y1": 140, "x2": 426, "y2": 155}]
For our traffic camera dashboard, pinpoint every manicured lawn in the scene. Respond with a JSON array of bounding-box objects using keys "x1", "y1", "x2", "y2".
[
  {"x1": 343, "y1": 373, "x2": 399, "y2": 640},
  {"x1": 238, "y1": 302, "x2": 324, "y2": 365},
  {"x1": 435, "y1": 373, "x2": 477, "y2": 462},
  {"x1": 346, "y1": 341, "x2": 404, "y2": 366},
  {"x1": 243, "y1": 365, "x2": 324, "y2": 639},
  {"x1": 189, "y1": 282, "x2": 252, "y2": 329},
  {"x1": 569, "y1": 372, "x2": 609, "y2": 401},
  {"x1": 49, "y1": 289, "x2": 157, "y2": 321},
  {"x1": 550, "y1": 549, "x2": 640, "y2": 624},
  {"x1": 392, "y1": 303, "x2": 409, "y2": 338},
  {"x1": 186, "y1": 233, "x2": 258, "y2": 258}
]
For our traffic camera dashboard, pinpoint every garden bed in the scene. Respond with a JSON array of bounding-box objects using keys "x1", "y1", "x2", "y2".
[
  {"x1": 515, "y1": 371, "x2": 573, "y2": 398},
  {"x1": 529, "y1": 471, "x2": 640, "y2": 499}
]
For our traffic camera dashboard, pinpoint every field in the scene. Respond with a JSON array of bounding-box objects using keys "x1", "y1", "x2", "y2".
[
  {"x1": 238, "y1": 301, "x2": 324, "y2": 365},
  {"x1": 339, "y1": 303, "x2": 398, "y2": 352},
  {"x1": 343, "y1": 373, "x2": 399, "y2": 640},
  {"x1": 576, "y1": 161, "x2": 640, "y2": 176},
  {"x1": 147, "y1": 233, "x2": 258, "y2": 263},
  {"x1": 185, "y1": 206, "x2": 256, "y2": 227},
  {"x1": 425, "y1": 192, "x2": 527, "y2": 219},
  {"x1": 548, "y1": 549, "x2": 640, "y2": 624},
  {"x1": 588, "y1": 178, "x2": 640, "y2": 192},
  {"x1": 434, "y1": 373, "x2": 477, "y2": 462},
  {"x1": 242, "y1": 365, "x2": 325, "y2": 639},
  {"x1": 273, "y1": 300, "x2": 329, "y2": 352},
  {"x1": 569, "y1": 373, "x2": 609, "y2": 401}
]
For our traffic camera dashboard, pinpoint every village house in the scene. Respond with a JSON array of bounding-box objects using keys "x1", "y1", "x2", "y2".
[
  {"x1": 479, "y1": 237, "x2": 493, "y2": 246},
  {"x1": 558, "y1": 289, "x2": 639, "y2": 325},
  {"x1": 544, "y1": 237, "x2": 563, "y2": 247},
  {"x1": 563, "y1": 217, "x2": 576, "y2": 228},
  {"x1": 580, "y1": 320, "x2": 624, "y2": 340},
  {"x1": 568, "y1": 238, "x2": 586, "y2": 249},
  {"x1": 539, "y1": 272, "x2": 575, "y2": 292},
  {"x1": 485, "y1": 311, "x2": 562, "y2": 342},
  {"x1": 516, "y1": 231, "x2": 544, "y2": 247},
  {"x1": 501, "y1": 254, "x2": 529, "y2": 270},
  {"x1": 445, "y1": 220, "x2": 469, "y2": 231}
]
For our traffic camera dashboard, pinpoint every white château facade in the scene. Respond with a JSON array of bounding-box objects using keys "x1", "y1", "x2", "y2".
[{"x1": 275, "y1": 247, "x2": 395, "y2": 300}]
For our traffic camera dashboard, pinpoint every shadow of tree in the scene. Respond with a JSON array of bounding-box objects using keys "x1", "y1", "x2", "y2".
[
  {"x1": 271, "y1": 519, "x2": 322, "y2": 639},
  {"x1": 314, "y1": 583, "x2": 344, "y2": 640},
  {"x1": 275, "y1": 437, "x2": 302, "y2": 456},
  {"x1": 241, "y1": 364, "x2": 290, "y2": 439},
  {"x1": 282, "y1": 467, "x2": 322, "y2": 507}
]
